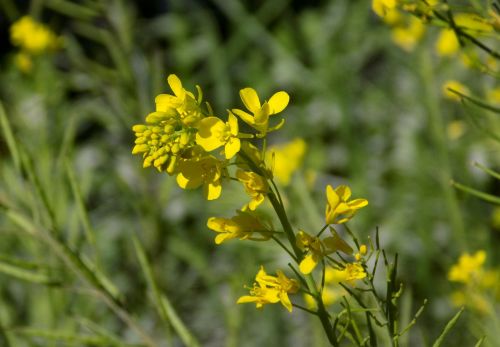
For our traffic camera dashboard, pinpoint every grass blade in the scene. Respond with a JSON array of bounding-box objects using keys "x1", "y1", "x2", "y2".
[
  {"x1": 133, "y1": 236, "x2": 200, "y2": 347},
  {"x1": 432, "y1": 307, "x2": 464, "y2": 347}
]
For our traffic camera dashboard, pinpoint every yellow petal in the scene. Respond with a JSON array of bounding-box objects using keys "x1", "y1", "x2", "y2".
[
  {"x1": 167, "y1": 74, "x2": 184, "y2": 98},
  {"x1": 240, "y1": 88, "x2": 261, "y2": 113},
  {"x1": 299, "y1": 254, "x2": 318, "y2": 274},
  {"x1": 225, "y1": 138, "x2": 241, "y2": 159},
  {"x1": 348, "y1": 198, "x2": 368, "y2": 209},
  {"x1": 336, "y1": 185, "x2": 351, "y2": 201},
  {"x1": 196, "y1": 117, "x2": 225, "y2": 151},
  {"x1": 326, "y1": 185, "x2": 339, "y2": 207},
  {"x1": 232, "y1": 108, "x2": 255, "y2": 126},
  {"x1": 268, "y1": 91, "x2": 289, "y2": 114},
  {"x1": 279, "y1": 292, "x2": 293, "y2": 312},
  {"x1": 205, "y1": 181, "x2": 222, "y2": 200},
  {"x1": 176, "y1": 171, "x2": 203, "y2": 189},
  {"x1": 228, "y1": 112, "x2": 239, "y2": 136}
]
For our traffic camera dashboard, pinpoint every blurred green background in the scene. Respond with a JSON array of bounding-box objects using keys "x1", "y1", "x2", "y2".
[{"x1": 0, "y1": 0, "x2": 498, "y2": 346}]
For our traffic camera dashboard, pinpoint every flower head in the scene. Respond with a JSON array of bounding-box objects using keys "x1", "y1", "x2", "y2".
[
  {"x1": 296, "y1": 229, "x2": 353, "y2": 275},
  {"x1": 236, "y1": 170, "x2": 269, "y2": 210},
  {"x1": 132, "y1": 75, "x2": 205, "y2": 174},
  {"x1": 10, "y1": 16, "x2": 59, "y2": 54},
  {"x1": 232, "y1": 88, "x2": 289, "y2": 136},
  {"x1": 448, "y1": 250, "x2": 486, "y2": 284},
  {"x1": 436, "y1": 29, "x2": 460, "y2": 57},
  {"x1": 391, "y1": 17, "x2": 425, "y2": 52},
  {"x1": 176, "y1": 154, "x2": 224, "y2": 200},
  {"x1": 325, "y1": 185, "x2": 368, "y2": 225},
  {"x1": 442, "y1": 80, "x2": 470, "y2": 101},
  {"x1": 237, "y1": 266, "x2": 299, "y2": 312},
  {"x1": 207, "y1": 210, "x2": 271, "y2": 244},
  {"x1": 196, "y1": 111, "x2": 240, "y2": 159}
]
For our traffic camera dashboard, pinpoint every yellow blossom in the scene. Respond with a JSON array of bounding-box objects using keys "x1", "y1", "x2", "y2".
[
  {"x1": 355, "y1": 244, "x2": 368, "y2": 261},
  {"x1": 176, "y1": 155, "x2": 224, "y2": 200},
  {"x1": 237, "y1": 266, "x2": 299, "y2": 312},
  {"x1": 330, "y1": 263, "x2": 367, "y2": 283},
  {"x1": 296, "y1": 229, "x2": 352, "y2": 274},
  {"x1": 196, "y1": 111, "x2": 240, "y2": 159},
  {"x1": 266, "y1": 138, "x2": 306, "y2": 186},
  {"x1": 448, "y1": 250, "x2": 486, "y2": 284},
  {"x1": 325, "y1": 185, "x2": 368, "y2": 225},
  {"x1": 155, "y1": 74, "x2": 205, "y2": 126},
  {"x1": 391, "y1": 17, "x2": 425, "y2": 52},
  {"x1": 447, "y1": 120, "x2": 466, "y2": 140},
  {"x1": 436, "y1": 29, "x2": 460, "y2": 56},
  {"x1": 232, "y1": 87, "x2": 289, "y2": 136},
  {"x1": 442, "y1": 80, "x2": 470, "y2": 101},
  {"x1": 14, "y1": 52, "x2": 32, "y2": 73},
  {"x1": 236, "y1": 170, "x2": 269, "y2": 210},
  {"x1": 10, "y1": 16, "x2": 59, "y2": 54},
  {"x1": 372, "y1": 0, "x2": 397, "y2": 19},
  {"x1": 454, "y1": 13, "x2": 494, "y2": 34},
  {"x1": 207, "y1": 210, "x2": 271, "y2": 244}
]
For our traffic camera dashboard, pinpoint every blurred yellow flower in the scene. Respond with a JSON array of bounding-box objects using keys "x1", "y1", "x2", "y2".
[
  {"x1": 391, "y1": 17, "x2": 425, "y2": 52},
  {"x1": 196, "y1": 112, "x2": 240, "y2": 159},
  {"x1": 372, "y1": 0, "x2": 397, "y2": 19},
  {"x1": 14, "y1": 52, "x2": 32, "y2": 73},
  {"x1": 10, "y1": 16, "x2": 58, "y2": 54},
  {"x1": 236, "y1": 170, "x2": 269, "y2": 210},
  {"x1": 442, "y1": 80, "x2": 470, "y2": 101},
  {"x1": 454, "y1": 13, "x2": 494, "y2": 34},
  {"x1": 207, "y1": 210, "x2": 271, "y2": 244},
  {"x1": 266, "y1": 138, "x2": 306, "y2": 186},
  {"x1": 325, "y1": 185, "x2": 368, "y2": 225},
  {"x1": 237, "y1": 266, "x2": 299, "y2": 312},
  {"x1": 448, "y1": 250, "x2": 486, "y2": 284},
  {"x1": 176, "y1": 155, "x2": 223, "y2": 200},
  {"x1": 436, "y1": 29, "x2": 460, "y2": 57},
  {"x1": 446, "y1": 120, "x2": 466, "y2": 140},
  {"x1": 232, "y1": 87, "x2": 289, "y2": 136}
]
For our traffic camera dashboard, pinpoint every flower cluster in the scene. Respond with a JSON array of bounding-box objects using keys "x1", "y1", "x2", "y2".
[
  {"x1": 132, "y1": 74, "x2": 370, "y2": 318},
  {"x1": 448, "y1": 250, "x2": 499, "y2": 314},
  {"x1": 10, "y1": 16, "x2": 60, "y2": 72}
]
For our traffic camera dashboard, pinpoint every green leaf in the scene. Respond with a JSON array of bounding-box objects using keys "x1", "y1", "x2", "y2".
[{"x1": 432, "y1": 307, "x2": 464, "y2": 347}]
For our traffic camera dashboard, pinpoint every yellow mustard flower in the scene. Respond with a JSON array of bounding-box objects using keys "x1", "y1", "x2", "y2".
[
  {"x1": 448, "y1": 250, "x2": 486, "y2": 284},
  {"x1": 296, "y1": 229, "x2": 353, "y2": 275},
  {"x1": 207, "y1": 210, "x2": 271, "y2": 244},
  {"x1": 155, "y1": 74, "x2": 204, "y2": 126},
  {"x1": 232, "y1": 87, "x2": 289, "y2": 136},
  {"x1": 328, "y1": 263, "x2": 367, "y2": 284},
  {"x1": 325, "y1": 185, "x2": 368, "y2": 225},
  {"x1": 237, "y1": 266, "x2": 299, "y2": 312},
  {"x1": 132, "y1": 75, "x2": 205, "y2": 174},
  {"x1": 391, "y1": 17, "x2": 425, "y2": 52},
  {"x1": 436, "y1": 29, "x2": 460, "y2": 56},
  {"x1": 442, "y1": 80, "x2": 470, "y2": 101},
  {"x1": 266, "y1": 138, "x2": 306, "y2": 186},
  {"x1": 14, "y1": 52, "x2": 32, "y2": 73},
  {"x1": 372, "y1": 0, "x2": 397, "y2": 19},
  {"x1": 446, "y1": 120, "x2": 466, "y2": 140},
  {"x1": 10, "y1": 16, "x2": 59, "y2": 54},
  {"x1": 176, "y1": 155, "x2": 223, "y2": 200},
  {"x1": 236, "y1": 170, "x2": 269, "y2": 210},
  {"x1": 196, "y1": 111, "x2": 240, "y2": 159}
]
